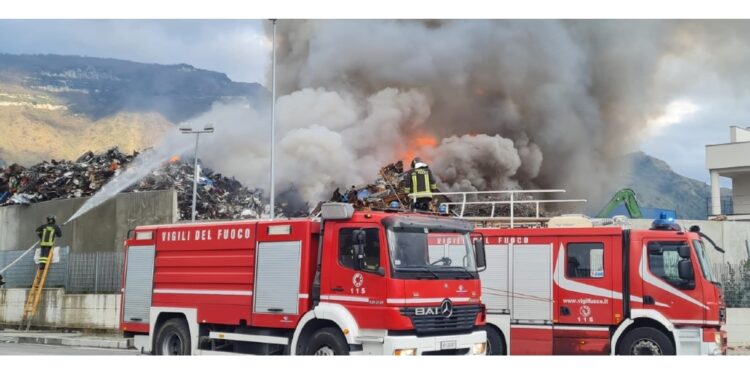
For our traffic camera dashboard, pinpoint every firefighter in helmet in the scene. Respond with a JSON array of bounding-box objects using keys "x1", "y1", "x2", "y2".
[
  {"x1": 404, "y1": 157, "x2": 439, "y2": 211},
  {"x1": 35, "y1": 215, "x2": 62, "y2": 270}
]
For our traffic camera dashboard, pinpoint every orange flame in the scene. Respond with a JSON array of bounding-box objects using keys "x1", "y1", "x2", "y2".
[
  {"x1": 400, "y1": 134, "x2": 438, "y2": 165},
  {"x1": 169, "y1": 155, "x2": 181, "y2": 164}
]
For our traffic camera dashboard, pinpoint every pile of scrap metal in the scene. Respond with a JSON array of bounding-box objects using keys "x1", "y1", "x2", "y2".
[
  {"x1": 0, "y1": 148, "x2": 278, "y2": 220},
  {"x1": 0, "y1": 148, "x2": 135, "y2": 206},
  {"x1": 126, "y1": 156, "x2": 271, "y2": 220},
  {"x1": 315, "y1": 161, "x2": 407, "y2": 215}
]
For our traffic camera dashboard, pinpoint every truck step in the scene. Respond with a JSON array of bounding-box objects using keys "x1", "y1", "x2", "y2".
[{"x1": 208, "y1": 331, "x2": 289, "y2": 345}]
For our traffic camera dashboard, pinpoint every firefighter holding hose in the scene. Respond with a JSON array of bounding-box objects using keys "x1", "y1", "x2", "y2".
[
  {"x1": 35, "y1": 215, "x2": 62, "y2": 270},
  {"x1": 404, "y1": 157, "x2": 439, "y2": 211}
]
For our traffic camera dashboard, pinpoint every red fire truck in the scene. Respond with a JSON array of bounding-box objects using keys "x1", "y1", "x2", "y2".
[
  {"x1": 119, "y1": 203, "x2": 488, "y2": 355},
  {"x1": 476, "y1": 215, "x2": 727, "y2": 355}
]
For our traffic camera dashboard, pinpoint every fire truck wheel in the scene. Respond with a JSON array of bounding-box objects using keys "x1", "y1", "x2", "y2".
[
  {"x1": 485, "y1": 327, "x2": 505, "y2": 355},
  {"x1": 154, "y1": 318, "x2": 192, "y2": 356},
  {"x1": 305, "y1": 327, "x2": 350, "y2": 355},
  {"x1": 618, "y1": 327, "x2": 675, "y2": 355}
]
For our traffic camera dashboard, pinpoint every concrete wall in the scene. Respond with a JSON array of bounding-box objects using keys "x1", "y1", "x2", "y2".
[
  {"x1": 0, "y1": 189, "x2": 178, "y2": 253},
  {"x1": 706, "y1": 141, "x2": 750, "y2": 170},
  {"x1": 0, "y1": 288, "x2": 119, "y2": 330},
  {"x1": 727, "y1": 308, "x2": 750, "y2": 345}
]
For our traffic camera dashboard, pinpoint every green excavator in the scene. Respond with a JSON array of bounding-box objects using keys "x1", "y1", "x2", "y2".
[{"x1": 596, "y1": 188, "x2": 644, "y2": 218}]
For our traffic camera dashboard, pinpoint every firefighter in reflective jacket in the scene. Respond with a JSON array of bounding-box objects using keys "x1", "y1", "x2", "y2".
[
  {"x1": 35, "y1": 215, "x2": 62, "y2": 270},
  {"x1": 404, "y1": 157, "x2": 439, "y2": 211}
]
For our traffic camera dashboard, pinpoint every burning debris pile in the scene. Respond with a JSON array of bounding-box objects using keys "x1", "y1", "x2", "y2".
[
  {"x1": 321, "y1": 159, "x2": 546, "y2": 219},
  {"x1": 321, "y1": 160, "x2": 413, "y2": 214},
  {"x1": 0, "y1": 148, "x2": 274, "y2": 220}
]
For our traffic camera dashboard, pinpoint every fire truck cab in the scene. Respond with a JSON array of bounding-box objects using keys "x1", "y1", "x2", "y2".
[
  {"x1": 120, "y1": 203, "x2": 488, "y2": 355},
  {"x1": 476, "y1": 215, "x2": 727, "y2": 355}
]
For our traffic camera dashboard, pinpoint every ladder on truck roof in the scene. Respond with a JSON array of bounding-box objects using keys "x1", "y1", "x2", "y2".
[
  {"x1": 19, "y1": 247, "x2": 55, "y2": 331},
  {"x1": 422, "y1": 189, "x2": 587, "y2": 228}
]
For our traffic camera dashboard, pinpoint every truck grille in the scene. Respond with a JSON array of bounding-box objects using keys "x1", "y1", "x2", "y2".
[
  {"x1": 400, "y1": 304, "x2": 480, "y2": 335},
  {"x1": 423, "y1": 348, "x2": 470, "y2": 355}
]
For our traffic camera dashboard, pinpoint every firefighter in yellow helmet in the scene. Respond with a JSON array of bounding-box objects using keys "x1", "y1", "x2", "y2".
[
  {"x1": 35, "y1": 215, "x2": 62, "y2": 270},
  {"x1": 404, "y1": 157, "x2": 439, "y2": 211}
]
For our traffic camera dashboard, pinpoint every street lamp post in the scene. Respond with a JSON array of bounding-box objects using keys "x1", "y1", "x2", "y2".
[
  {"x1": 270, "y1": 18, "x2": 278, "y2": 219},
  {"x1": 179, "y1": 124, "x2": 214, "y2": 222}
]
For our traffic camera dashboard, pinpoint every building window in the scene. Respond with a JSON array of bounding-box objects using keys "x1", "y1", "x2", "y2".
[
  {"x1": 566, "y1": 243, "x2": 604, "y2": 278},
  {"x1": 338, "y1": 228, "x2": 381, "y2": 272}
]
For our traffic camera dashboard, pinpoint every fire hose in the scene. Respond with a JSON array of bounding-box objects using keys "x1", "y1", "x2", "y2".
[{"x1": 0, "y1": 240, "x2": 40, "y2": 275}]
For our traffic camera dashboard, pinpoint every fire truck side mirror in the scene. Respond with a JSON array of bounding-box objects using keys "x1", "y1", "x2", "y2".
[
  {"x1": 678, "y1": 245, "x2": 691, "y2": 258},
  {"x1": 474, "y1": 239, "x2": 487, "y2": 272},
  {"x1": 678, "y1": 259, "x2": 694, "y2": 281}
]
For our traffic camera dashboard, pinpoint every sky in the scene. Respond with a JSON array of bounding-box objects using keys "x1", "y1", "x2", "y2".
[
  {"x1": 0, "y1": 20, "x2": 269, "y2": 83},
  {"x1": 641, "y1": 98, "x2": 749, "y2": 187},
  {"x1": 0, "y1": 19, "x2": 743, "y2": 188}
]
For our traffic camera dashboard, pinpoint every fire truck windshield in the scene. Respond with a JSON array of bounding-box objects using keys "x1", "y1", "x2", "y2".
[
  {"x1": 693, "y1": 240, "x2": 719, "y2": 283},
  {"x1": 387, "y1": 228, "x2": 478, "y2": 279}
]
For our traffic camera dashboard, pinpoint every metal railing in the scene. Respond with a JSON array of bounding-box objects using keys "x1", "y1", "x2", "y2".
[
  {"x1": 0, "y1": 248, "x2": 123, "y2": 293},
  {"x1": 705, "y1": 196, "x2": 734, "y2": 216},
  {"x1": 415, "y1": 189, "x2": 587, "y2": 227},
  {"x1": 0, "y1": 247, "x2": 70, "y2": 289},
  {"x1": 65, "y1": 252, "x2": 124, "y2": 294}
]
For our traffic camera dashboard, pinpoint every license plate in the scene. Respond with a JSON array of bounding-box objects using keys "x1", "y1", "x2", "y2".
[{"x1": 440, "y1": 340, "x2": 457, "y2": 350}]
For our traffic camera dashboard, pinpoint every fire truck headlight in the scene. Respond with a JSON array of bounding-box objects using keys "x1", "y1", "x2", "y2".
[
  {"x1": 394, "y1": 348, "x2": 417, "y2": 356},
  {"x1": 472, "y1": 342, "x2": 487, "y2": 355},
  {"x1": 715, "y1": 332, "x2": 722, "y2": 346}
]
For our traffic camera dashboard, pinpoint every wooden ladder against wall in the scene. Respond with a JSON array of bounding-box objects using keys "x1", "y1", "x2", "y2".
[{"x1": 19, "y1": 248, "x2": 55, "y2": 331}]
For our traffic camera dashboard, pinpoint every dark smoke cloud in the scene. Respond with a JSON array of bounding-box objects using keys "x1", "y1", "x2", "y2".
[
  {"x1": 264, "y1": 20, "x2": 669, "y2": 201},
  {"x1": 195, "y1": 20, "x2": 750, "y2": 205}
]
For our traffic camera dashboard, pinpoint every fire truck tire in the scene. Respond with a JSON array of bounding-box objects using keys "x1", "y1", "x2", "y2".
[
  {"x1": 154, "y1": 318, "x2": 192, "y2": 356},
  {"x1": 304, "y1": 327, "x2": 350, "y2": 355},
  {"x1": 485, "y1": 327, "x2": 505, "y2": 355},
  {"x1": 618, "y1": 327, "x2": 675, "y2": 355}
]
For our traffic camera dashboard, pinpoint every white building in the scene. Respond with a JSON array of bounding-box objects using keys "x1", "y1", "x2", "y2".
[{"x1": 706, "y1": 126, "x2": 750, "y2": 220}]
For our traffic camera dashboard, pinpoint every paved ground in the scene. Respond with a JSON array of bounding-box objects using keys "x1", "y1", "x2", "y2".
[
  {"x1": 0, "y1": 329, "x2": 131, "y2": 349},
  {"x1": 728, "y1": 345, "x2": 750, "y2": 355},
  {"x1": 0, "y1": 342, "x2": 138, "y2": 355}
]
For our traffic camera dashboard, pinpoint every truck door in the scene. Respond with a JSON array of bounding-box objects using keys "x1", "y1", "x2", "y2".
[
  {"x1": 638, "y1": 239, "x2": 704, "y2": 324},
  {"x1": 321, "y1": 223, "x2": 388, "y2": 328},
  {"x1": 554, "y1": 236, "x2": 615, "y2": 354}
]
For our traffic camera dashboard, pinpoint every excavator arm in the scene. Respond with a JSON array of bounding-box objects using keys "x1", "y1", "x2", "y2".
[{"x1": 596, "y1": 188, "x2": 643, "y2": 219}]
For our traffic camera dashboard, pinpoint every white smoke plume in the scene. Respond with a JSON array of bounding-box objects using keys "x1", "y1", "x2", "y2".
[{"x1": 192, "y1": 20, "x2": 750, "y2": 205}]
